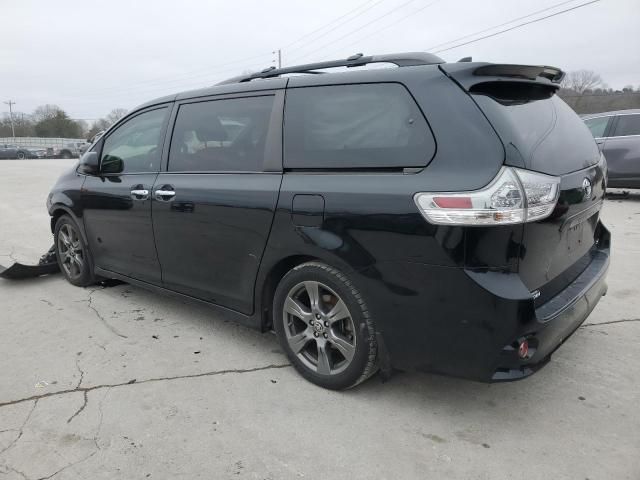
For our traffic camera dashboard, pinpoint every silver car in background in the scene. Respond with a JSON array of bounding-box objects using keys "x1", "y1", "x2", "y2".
[{"x1": 584, "y1": 109, "x2": 640, "y2": 189}]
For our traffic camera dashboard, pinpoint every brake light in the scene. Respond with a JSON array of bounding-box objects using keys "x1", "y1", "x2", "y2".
[
  {"x1": 414, "y1": 167, "x2": 560, "y2": 225},
  {"x1": 432, "y1": 196, "x2": 472, "y2": 209}
]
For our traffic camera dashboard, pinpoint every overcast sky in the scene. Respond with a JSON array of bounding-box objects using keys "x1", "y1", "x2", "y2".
[{"x1": 1, "y1": 0, "x2": 639, "y2": 122}]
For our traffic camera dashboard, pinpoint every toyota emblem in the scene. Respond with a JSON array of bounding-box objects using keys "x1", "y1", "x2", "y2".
[{"x1": 582, "y1": 178, "x2": 592, "y2": 199}]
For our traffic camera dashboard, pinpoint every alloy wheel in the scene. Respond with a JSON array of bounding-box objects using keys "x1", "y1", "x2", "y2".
[
  {"x1": 57, "y1": 223, "x2": 85, "y2": 280},
  {"x1": 283, "y1": 281, "x2": 357, "y2": 375}
]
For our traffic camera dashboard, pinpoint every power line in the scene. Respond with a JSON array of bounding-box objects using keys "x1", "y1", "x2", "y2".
[
  {"x1": 432, "y1": 0, "x2": 601, "y2": 54},
  {"x1": 66, "y1": 52, "x2": 273, "y2": 98},
  {"x1": 426, "y1": 0, "x2": 579, "y2": 52},
  {"x1": 323, "y1": 0, "x2": 442, "y2": 57},
  {"x1": 53, "y1": 57, "x2": 272, "y2": 104},
  {"x1": 287, "y1": 0, "x2": 422, "y2": 64},
  {"x1": 281, "y1": 0, "x2": 384, "y2": 49}
]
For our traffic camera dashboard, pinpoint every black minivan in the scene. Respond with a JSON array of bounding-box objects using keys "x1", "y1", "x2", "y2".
[{"x1": 47, "y1": 53, "x2": 609, "y2": 389}]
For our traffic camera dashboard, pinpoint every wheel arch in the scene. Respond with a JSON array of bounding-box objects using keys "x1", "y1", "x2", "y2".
[
  {"x1": 49, "y1": 204, "x2": 89, "y2": 245},
  {"x1": 257, "y1": 254, "x2": 319, "y2": 332}
]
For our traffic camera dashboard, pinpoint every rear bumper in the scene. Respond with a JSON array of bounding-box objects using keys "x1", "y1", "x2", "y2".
[
  {"x1": 358, "y1": 225, "x2": 610, "y2": 382},
  {"x1": 491, "y1": 246, "x2": 609, "y2": 381}
]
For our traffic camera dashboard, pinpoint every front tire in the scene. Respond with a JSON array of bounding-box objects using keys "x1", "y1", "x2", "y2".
[
  {"x1": 17, "y1": 152, "x2": 25, "y2": 160},
  {"x1": 54, "y1": 215, "x2": 95, "y2": 287},
  {"x1": 273, "y1": 262, "x2": 378, "y2": 390}
]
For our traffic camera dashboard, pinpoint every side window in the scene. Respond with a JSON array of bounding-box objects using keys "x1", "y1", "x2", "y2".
[
  {"x1": 101, "y1": 108, "x2": 167, "y2": 174},
  {"x1": 168, "y1": 95, "x2": 274, "y2": 172},
  {"x1": 284, "y1": 83, "x2": 435, "y2": 169},
  {"x1": 584, "y1": 116, "x2": 610, "y2": 138},
  {"x1": 612, "y1": 114, "x2": 640, "y2": 137}
]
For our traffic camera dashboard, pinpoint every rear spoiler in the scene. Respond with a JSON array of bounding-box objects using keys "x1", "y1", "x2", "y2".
[{"x1": 440, "y1": 63, "x2": 565, "y2": 91}]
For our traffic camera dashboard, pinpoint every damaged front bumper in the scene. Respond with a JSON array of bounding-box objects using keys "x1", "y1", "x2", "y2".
[{"x1": 0, "y1": 245, "x2": 59, "y2": 279}]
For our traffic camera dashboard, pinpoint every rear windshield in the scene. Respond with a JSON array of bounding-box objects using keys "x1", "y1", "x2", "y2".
[
  {"x1": 284, "y1": 83, "x2": 435, "y2": 169},
  {"x1": 473, "y1": 93, "x2": 600, "y2": 175}
]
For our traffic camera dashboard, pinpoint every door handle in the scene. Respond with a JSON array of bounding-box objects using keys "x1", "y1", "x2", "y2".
[
  {"x1": 130, "y1": 189, "x2": 150, "y2": 200},
  {"x1": 154, "y1": 186, "x2": 176, "y2": 201}
]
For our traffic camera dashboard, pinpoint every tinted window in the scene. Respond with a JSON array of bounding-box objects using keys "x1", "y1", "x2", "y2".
[
  {"x1": 169, "y1": 96, "x2": 274, "y2": 172},
  {"x1": 101, "y1": 108, "x2": 167, "y2": 174},
  {"x1": 473, "y1": 95, "x2": 599, "y2": 175},
  {"x1": 284, "y1": 84, "x2": 435, "y2": 169},
  {"x1": 584, "y1": 116, "x2": 610, "y2": 138},
  {"x1": 612, "y1": 114, "x2": 640, "y2": 137}
]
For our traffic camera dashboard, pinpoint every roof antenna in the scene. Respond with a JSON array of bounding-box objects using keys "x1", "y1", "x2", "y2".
[
  {"x1": 457, "y1": 56, "x2": 472, "y2": 62},
  {"x1": 347, "y1": 53, "x2": 364, "y2": 61}
]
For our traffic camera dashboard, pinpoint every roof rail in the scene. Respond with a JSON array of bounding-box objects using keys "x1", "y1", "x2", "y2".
[{"x1": 216, "y1": 52, "x2": 445, "y2": 85}]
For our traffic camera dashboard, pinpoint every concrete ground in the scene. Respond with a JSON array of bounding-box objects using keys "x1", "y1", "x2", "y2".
[{"x1": 0, "y1": 159, "x2": 638, "y2": 480}]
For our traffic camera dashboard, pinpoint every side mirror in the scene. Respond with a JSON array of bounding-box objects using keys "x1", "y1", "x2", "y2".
[
  {"x1": 78, "y1": 151, "x2": 99, "y2": 175},
  {"x1": 101, "y1": 155, "x2": 124, "y2": 174}
]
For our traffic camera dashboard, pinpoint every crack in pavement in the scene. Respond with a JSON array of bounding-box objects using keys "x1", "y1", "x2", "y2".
[
  {"x1": 74, "y1": 357, "x2": 85, "y2": 389},
  {"x1": 581, "y1": 318, "x2": 640, "y2": 328},
  {"x1": 3, "y1": 391, "x2": 111, "y2": 480},
  {"x1": 66, "y1": 391, "x2": 88, "y2": 424},
  {"x1": 0, "y1": 363, "x2": 291, "y2": 409},
  {"x1": 65, "y1": 356, "x2": 89, "y2": 424},
  {"x1": 5, "y1": 465, "x2": 30, "y2": 480},
  {"x1": 85, "y1": 289, "x2": 128, "y2": 339},
  {"x1": 0, "y1": 399, "x2": 38, "y2": 457},
  {"x1": 35, "y1": 450, "x2": 98, "y2": 480}
]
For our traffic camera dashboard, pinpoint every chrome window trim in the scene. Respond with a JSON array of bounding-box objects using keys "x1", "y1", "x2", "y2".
[
  {"x1": 603, "y1": 134, "x2": 640, "y2": 140},
  {"x1": 583, "y1": 114, "x2": 615, "y2": 121},
  {"x1": 584, "y1": 112, "x2": 640, "y2": 120}
]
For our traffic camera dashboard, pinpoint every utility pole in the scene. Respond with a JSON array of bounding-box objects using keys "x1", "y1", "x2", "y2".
[
  {"x1": 273, "y1": 49, "x2": 282, "y2": 68},
  {"x1": 3, "y1": 100, "x2": 16, "y2": 139}
]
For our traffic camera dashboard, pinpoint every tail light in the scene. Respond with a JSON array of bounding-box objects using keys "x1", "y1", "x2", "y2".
[{"x1": 414, "y1": 167, "x2": 560, "y2": 225}]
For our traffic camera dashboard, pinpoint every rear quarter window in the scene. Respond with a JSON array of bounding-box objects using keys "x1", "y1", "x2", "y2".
[{"x1": 284, "y1": 83, "x2": 435, "y2": 169}]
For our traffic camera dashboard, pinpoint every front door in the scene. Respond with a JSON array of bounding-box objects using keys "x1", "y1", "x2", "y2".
[
  {"x1": 152, "y1": 91, "x2": 283, "y2": 314},
  {"x1": 82, "y1": 106, "x2": 171, "y2": 284},
  {"x1": 602, "y1": 113, "x2": 640, "y2": 187}
]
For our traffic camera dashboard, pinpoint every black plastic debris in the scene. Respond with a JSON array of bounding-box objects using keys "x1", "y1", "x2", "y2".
[{"x1": 0, "y1": 245, "x2": 59, "y2": 280}]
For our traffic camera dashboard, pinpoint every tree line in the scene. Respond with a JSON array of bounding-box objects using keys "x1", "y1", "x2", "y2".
[
  {"x1": 558, "y1": 70, "x2": 640, "y2": 114},
  {"x1": 0, "y1": 105, "x2": 127, "y2": 139}
]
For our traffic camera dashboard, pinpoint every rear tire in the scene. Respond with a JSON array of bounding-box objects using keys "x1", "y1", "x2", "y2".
[
  {"x1": 54, "y1": 215, "x2": 95, "y2": 287},
  {"x1": 17, "y1": 152, "x2": 25, "y2": 160},
  {"x1": 273, "y1": 262, "x2": 378, "y2": 390}
]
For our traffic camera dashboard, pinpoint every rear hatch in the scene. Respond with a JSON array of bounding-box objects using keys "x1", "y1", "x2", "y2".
[{"x1": 441, "y1": 63, "x2": 605, "y2": 303}]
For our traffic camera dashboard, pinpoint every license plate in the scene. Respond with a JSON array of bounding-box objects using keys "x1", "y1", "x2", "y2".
[{"x1": 566, "y1": 220, "x2": 585, "y2": 252}]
